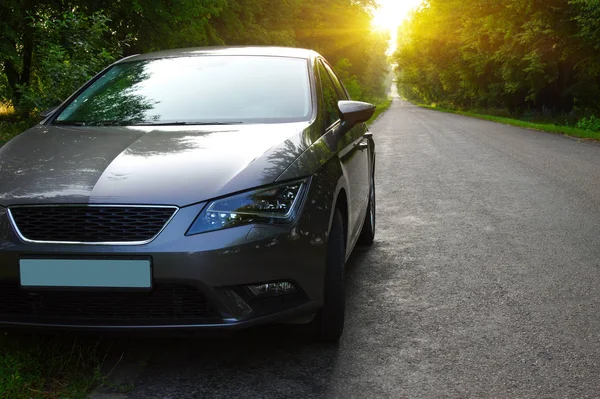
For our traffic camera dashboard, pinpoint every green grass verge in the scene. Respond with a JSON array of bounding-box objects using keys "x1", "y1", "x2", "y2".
[
  {"x1": 419, "y1": 104, "x2": 600, "y2": 141},
  {"x1": 368, "y1": 97, "x2": 393, "y2": 125},
  {"x1": 0, "y1": 333, "x2": 109, "y2": 398}
]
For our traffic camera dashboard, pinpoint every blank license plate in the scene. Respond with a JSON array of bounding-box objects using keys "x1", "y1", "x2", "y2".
[{"x1": 19, "y1": 258, "x2": 151, "y2": 288}]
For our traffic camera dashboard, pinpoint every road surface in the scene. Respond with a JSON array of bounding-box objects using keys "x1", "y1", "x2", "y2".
[{"x1": 93, "y1": 97, "x2": 600, "y2": 398}]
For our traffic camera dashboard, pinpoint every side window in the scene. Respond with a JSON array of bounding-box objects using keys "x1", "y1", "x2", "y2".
[
  {"x1": 318, "y1": 61, "x2": 342, "y2": 129},
  {"x1": 323, "y1": 62, "x2": 349, "y2": 101}
]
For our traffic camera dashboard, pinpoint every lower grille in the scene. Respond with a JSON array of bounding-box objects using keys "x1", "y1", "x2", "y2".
[{"x1": 0, "y1": 283, "x2": 220, "y2": 325}]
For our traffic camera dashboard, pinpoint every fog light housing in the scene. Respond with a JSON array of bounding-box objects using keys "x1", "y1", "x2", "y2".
[{"x1": 246, "y1": 281, "x2": 296, "y2": 298}]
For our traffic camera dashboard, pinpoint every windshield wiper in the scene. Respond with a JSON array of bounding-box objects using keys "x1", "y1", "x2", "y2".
[
  {"x1": 54, "y1": 120, "x2": 134, "y2": 126},
  {"x1": 53, "y1": 120, "x2": 87, "y2": 126},
  {"x1": 132, "y1": 121, "x2": 244, "y2": 126},
  {"x1": 53, "y1": 120, "x2": 244, "y2": 127}
]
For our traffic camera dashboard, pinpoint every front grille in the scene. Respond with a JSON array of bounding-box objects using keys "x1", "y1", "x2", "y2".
[
  {"x1": 9, "y1": 206, "x2": 176, "y2": 243},
  {"x1": 0, "y1": 283, "x2": 220, "y2": 325}
]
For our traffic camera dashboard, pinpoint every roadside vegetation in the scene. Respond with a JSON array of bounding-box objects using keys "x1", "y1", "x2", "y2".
[
  {"x1": 394, "y1": 0, "x2": 600, "y2": 139},
  {"x1": 416, "y1": 104, "x2": 600, "y2": 141},
  {"x1": 0, "y1": 332, "x2": 108, "y2": 398},
  {"x1": 369, "y1": 98, "x2": 393, "y2": 125}
]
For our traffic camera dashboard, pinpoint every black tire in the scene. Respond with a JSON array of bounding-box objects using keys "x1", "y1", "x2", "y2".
[
  {"x1": 311, "y1": 209, "x2": 346, "y2": 343},
  {"x1": 357, "y1": 172, "x2": 376, "y2": 245}
]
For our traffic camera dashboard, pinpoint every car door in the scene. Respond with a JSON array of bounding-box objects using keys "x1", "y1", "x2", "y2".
[{"x1": 317, "y1": 59, "x2": 371, "y2": 248}]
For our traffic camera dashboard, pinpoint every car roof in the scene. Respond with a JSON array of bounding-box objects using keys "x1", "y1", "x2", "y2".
[{"x1": 120, "y1": 46, "x2": 320, "y2": 63}]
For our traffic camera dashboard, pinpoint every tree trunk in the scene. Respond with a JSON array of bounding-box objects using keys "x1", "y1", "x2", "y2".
[
  {"x1": 4, "y1": 60, "x2": 20, "y2": 105},
  {"x1": 11, "y1": 0, "x2": 35, "y2": 114}
]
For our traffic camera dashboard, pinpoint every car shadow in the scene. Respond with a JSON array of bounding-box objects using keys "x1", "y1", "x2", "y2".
[
  {"x1": 103, "y1": 251, "x2": 372, "y2": 393},
  {"x1": 2, "y1": 247, "x2": 372, "y2": 397}
]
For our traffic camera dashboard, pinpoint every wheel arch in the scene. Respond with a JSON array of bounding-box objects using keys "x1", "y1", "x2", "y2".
[{"x1": 332, "y1": 188, "x2": 348, "y2": 249}]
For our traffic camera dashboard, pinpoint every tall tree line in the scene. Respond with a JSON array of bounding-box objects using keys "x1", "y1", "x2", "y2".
[
  {"x1": 394, "y1": 0, "x2": 600, "y2": 119},
  {"x1": 0, "y1": 0, "x2": 390, "y2": 114}
]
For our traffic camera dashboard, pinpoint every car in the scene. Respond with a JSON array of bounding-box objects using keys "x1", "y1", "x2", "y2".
[{"x1": 0, "y1": 46, "x2": 376, "y2": 342}]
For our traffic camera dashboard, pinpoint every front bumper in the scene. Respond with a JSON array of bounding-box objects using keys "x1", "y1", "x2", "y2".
[{"x1": 0, "y1": 200, "x2": 329, "y2": 330}]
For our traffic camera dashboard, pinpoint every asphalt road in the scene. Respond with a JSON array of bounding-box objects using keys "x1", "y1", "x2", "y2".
[{"x1": 93, "y1": 97, "x2": 600, "y2": 398}]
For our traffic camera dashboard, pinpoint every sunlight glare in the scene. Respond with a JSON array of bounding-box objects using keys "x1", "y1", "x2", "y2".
[{"x1": 372, "y1": 0, "x2": 423, "y2": 54}]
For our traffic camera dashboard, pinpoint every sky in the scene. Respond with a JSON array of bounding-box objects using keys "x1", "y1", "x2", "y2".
[{"x1": 372, "y1": 0, "x2": 423, "y2": 54}]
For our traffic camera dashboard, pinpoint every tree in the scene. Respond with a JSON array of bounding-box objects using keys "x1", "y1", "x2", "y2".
[
  {"x1": 0, "y1": 0, "x2": 390, "y2": 115},
  {"x1": 394, "y1": 0, "x2": 600, "y2": 116}
]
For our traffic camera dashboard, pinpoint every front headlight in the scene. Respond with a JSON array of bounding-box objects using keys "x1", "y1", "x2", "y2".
[{"x1": 186, "y1": 178, "x2": 309, "y2": 235}]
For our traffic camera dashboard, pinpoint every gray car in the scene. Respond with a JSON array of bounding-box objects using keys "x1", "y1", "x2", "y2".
[{"x1": 0, "y1": 46, "x2": 376, "y2": 342}]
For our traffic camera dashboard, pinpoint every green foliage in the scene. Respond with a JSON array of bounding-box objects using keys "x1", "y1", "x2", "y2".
[
  {"x1": 420, "y1": 104, "x2": 600, "y2": 141},
  {"x1": 19, "y1": 10, "x2": 123, "y2": 113},
  {"x1": 576, "y1": 115, "x2": 600, "y2": 131},
  {"x1": 211, "y1": 0, "x2": 299, "y2": 46},
  {"x1": 0, "y1": 333, "x2": 105, "y2": 398},
  {"x1": 294, "y1": 0, "x2": 390, "y2": 103},
  {"x1": 570, "y1": 0, "x2": 600, "y2": 47},
  {"x1": 394, "y1": 0, "x2": 600, "y2": 120},
  {"x1": 0, "y1": 0, "x2": 390, "y2": 119},
  {"x1": 333, "y1": 59, "x2": 363, "y2": 100},
  {"x1": 0, "y1": 2, "x2": 125, "y2": 114},
  {"x1": 85, "y1": 0, "x2": 228, "y2": 54},
  {"x1": 368, "y1": 98, "x2": 393, "y2": 125}
]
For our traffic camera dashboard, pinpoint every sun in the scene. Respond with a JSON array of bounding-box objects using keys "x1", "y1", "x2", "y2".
[
  {"x1": 372, "y1": 0, "x2": 423, "y2": 31},
  {"x1": 371, "y1": 0, "x2": 423, "y2": 54}
]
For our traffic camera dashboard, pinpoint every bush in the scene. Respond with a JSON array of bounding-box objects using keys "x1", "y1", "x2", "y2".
[
  {"x1": 19, "y1": 11, "x2": 120, "y2": 113},
  {"x1": 576, "y1": 115, "x2": 600, "y2": 131}
]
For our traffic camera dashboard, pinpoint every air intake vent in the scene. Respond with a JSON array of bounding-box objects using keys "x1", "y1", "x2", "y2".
[{"x1": 0, "y1": 283, "x2": 219, "y2": 325}]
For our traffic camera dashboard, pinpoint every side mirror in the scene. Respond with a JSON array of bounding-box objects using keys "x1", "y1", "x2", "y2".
[
  {"x1": 338, "y1": 100, "x2": 376, "y2": 130},
  {"x1": 40, "y1": 105, "x2": 60, "y2": 119}
]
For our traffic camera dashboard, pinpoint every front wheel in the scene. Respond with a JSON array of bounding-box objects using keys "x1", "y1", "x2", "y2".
[{"x1": 310, "y1": 209, "x2": 346, "y2": 343}]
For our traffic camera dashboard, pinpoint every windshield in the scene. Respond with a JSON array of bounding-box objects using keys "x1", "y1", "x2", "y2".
[{"x1": 54, "y1": 56, "x2": 312, "y2": 126}]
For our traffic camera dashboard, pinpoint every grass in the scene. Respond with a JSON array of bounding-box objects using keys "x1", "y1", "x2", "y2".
[
  {"x1": 0, "y1": 332, "x2": 111, "y2": 398},
  {"x1": 368, "y1": 97, "x2": 393, "y2": 125},
  {"x1": 418, "y1": 104, "x2": 600, "y2": 141}
]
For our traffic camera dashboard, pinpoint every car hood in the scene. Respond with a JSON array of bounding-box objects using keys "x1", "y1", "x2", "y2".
[{"x1": 0, "y1": 123, "x2": 313, "y2": 207}]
